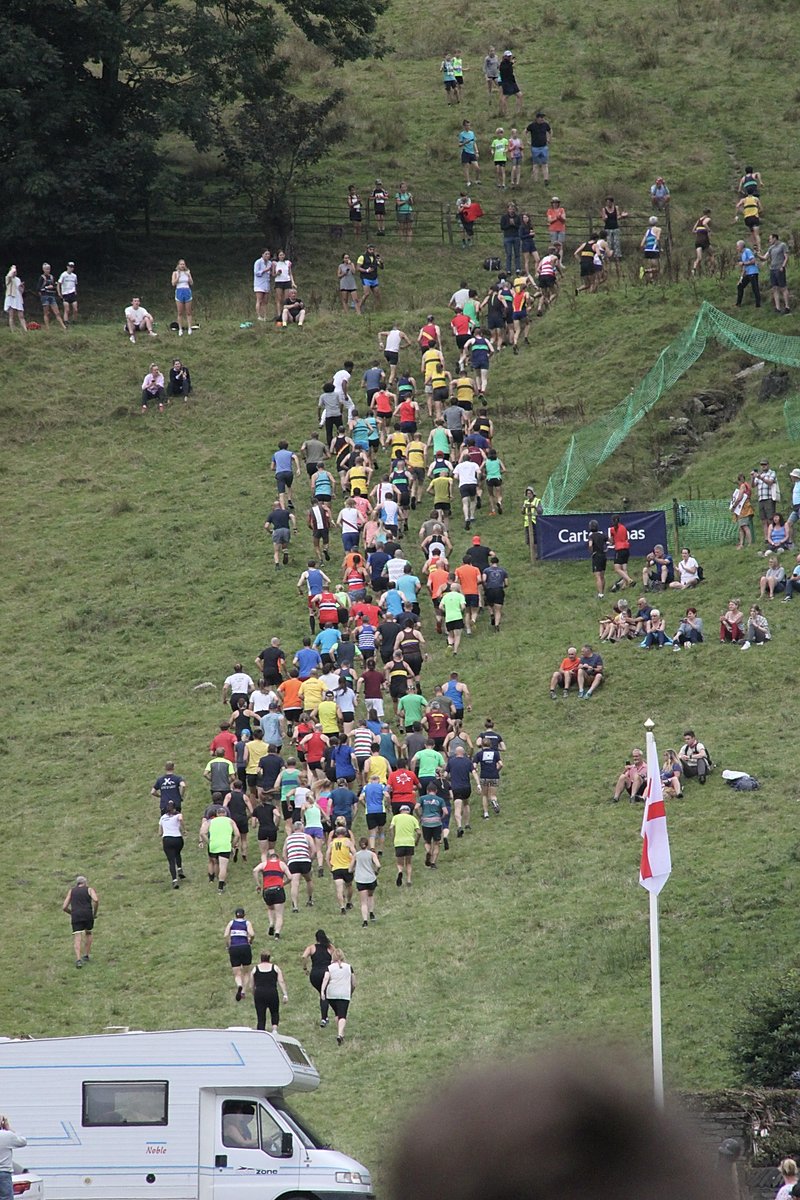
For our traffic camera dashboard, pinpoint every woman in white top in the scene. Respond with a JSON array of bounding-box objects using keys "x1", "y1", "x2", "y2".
[
  {"x1": 273, "y1": 251, "x2": 295, "y2": 316},
  {"x1": 171, "y1": 259, "x2": 194, "y2": 336},
  {"x1": 321, "y1": 948, "x2": 355, "y2": 1045},
  {"x1": 4, "y1": 266, "x2": 27, "y2": 331},
  {"x1": 158, "y1": 801, "x2": 186, "y2": 888}
]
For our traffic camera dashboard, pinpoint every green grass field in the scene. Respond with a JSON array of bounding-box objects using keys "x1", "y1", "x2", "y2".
[{"x1": 4, "y1": 0, "x2": 800, "y2": 1186}]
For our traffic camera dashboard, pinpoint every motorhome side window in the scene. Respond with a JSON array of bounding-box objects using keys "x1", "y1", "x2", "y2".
[
  {"x1": 82, "y1": 1081, "x2": 169, "y2": 1126},
  {"x1": 221, "y1": 1101, "x2": 286, "y2": 1156}
]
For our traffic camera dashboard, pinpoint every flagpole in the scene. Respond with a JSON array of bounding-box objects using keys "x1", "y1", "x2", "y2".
[{"x1": 644, "y1": 719, "x2": 665, "y2": 1110}]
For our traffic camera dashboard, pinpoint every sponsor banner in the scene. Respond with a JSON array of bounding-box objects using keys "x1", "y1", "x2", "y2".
[{"x1": 537, "y1": 510, "x2": 669, "y2": 562}]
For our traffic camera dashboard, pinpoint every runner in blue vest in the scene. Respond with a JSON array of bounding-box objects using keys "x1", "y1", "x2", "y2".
[{"x1": 224, "y1": 907, "x2": 255, "y2": 1002}]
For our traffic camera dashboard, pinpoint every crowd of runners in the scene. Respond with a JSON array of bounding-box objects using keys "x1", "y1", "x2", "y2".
[{"x1": 146, "y1": 310, "x2": 522, "y2": 1041}]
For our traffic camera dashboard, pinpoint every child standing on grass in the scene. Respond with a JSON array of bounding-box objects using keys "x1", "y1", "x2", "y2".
[
  {"x1": 491, "y1": 129, "x2": 509, "y2": 188},
  {"x1": 508, "y1": 129, "x2": 523, "y2": 188}
]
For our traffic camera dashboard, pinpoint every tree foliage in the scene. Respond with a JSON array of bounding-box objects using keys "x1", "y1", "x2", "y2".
[
  {"x1": 0, "y1": 0, "x2": 385, "y2": 241},
  {"x1": 732, "y1": 969, "x2": 800, "y2": 1087}
]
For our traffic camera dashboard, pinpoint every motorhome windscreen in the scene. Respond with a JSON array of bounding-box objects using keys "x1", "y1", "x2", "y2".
[
  {"x1": 82, "y1": 1081, "x2": 169, "y2": 1126},
  {"x1": 272, "y1": 1101, "x2": 328, "y2": 1150}
]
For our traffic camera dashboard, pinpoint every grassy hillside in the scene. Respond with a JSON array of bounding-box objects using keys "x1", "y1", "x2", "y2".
[{"x1": 3, "y1": 0, "x2": 800, "y2": 1188}]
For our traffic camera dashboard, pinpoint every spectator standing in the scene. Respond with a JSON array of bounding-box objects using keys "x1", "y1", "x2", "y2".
[
  {"x1": 0, "y1": 1115, "x2": 26, "y2": 1197},
  {"x1": 253, "y1": 249, "x2": 273, "y2": 321},
  {"x1": 272, "y1": 250, "x2": 295, "y2": 317},
  {"x1": 4, "y1": 266, "x2": 27, "y2": 331},
  {"x1": 62, "y1": 875, "x2": 99, "y2": 968},
  {"x1": 372, "y1": 180, "x2": 388, "y2": 235},
  {"x1": 483, "y1": 47, "x2": 500, "y2": 97},
  {"x1": 395, "y1": 183, "x2": 414, "y2": 242},
  {"x1": 546, "y1": 197, "x2": 566, "y2": 248},
  {"x1": 337, "y1": 255, "x2": 361, "y2": 313},
  {"x1": 735, "y1": 239, "x2": 761, "y2": 308},
  {"x1": 751, "y1": 459, "x2": 778, "y2": 542},
  {"x1": 500, "y1": 203, "x2": 521, "y2": 272},
  {"x1": 458, "y1": 120, "x2": 480, "y2": 186},
  {"x1": 526, "y1": 112, "x2": 551, "y2": 183},
  {"x1": 171, "y1": 258, "x2": 193, "y2": 336},
  {"x1": 729, "y1": 473, "x2": 754, "y2": 548},
  {"x1": 491, "y1": 129, "x2": 509, "y2": 189},
  {"x1": 38, "y1": 262, "x2": 66, "y2": 330},
  {"x1": 58, "y1": 260, "x2": 78, "y2": 324},
  {"x1": 762, "y1": 233, "x2": 790, "y2": 314},
  {"x1": 498, "y1": 50, "x2": 522, "y2": 116},
  {"x1": 650, "y1": 176, "x2": 670, "y2": 210}
]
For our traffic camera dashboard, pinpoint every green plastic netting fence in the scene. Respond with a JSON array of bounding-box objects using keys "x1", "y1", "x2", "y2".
[
  {"x1": 784, "y1": 394, "x2": 800, "y2": 441},
  {"x1": 543, "y1": 302, "x2": 800, "y2": 514},
  {"x1": 672, "y1": 499, "x2": 740, "y2": 548}
]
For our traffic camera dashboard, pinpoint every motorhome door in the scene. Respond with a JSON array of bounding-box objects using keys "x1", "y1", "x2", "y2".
[{"x1": 212, "y1": 1098, "x2": 301, "y2": 1200}]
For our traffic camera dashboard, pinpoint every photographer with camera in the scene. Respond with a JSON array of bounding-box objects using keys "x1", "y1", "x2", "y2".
[{"x1": 0, "y1": 1113, "x2": 27, "y2": 1200}]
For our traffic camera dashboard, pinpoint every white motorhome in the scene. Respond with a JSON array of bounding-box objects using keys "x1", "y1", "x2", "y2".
[{"x1": 0, "y1": 1028, "x2": 373, "y2": 1200}]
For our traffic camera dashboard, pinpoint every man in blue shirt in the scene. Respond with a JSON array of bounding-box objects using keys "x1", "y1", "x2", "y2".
[
  {"x1": 271, "y1": 441, "x2": 301, "y2": 509},
  {"x1": 368, "y1": 547, "x2": 391, "y2": 592},
  {"x1": 313, "y1": 626, "x2": 339, "y2": 668},
  {"x1": 446, "y1": 747, "x2": 480, "y2": 835},
  {"x1": 735, "y1": 239, "x2": 761, "y2": 308},
  {"x1": 293, "y1": 637, "x2": 322, "y2": 679},
  {"x1": 360, "y1": 776, "x2": 388, "y2": 852}
]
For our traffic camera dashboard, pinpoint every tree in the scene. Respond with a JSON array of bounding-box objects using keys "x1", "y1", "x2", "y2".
[
  {"x1": 732, "y1": 969, "x2": 800, "y2": 1087},
  {"x1": 218, "y1": 92, "x2": 348, "y2": 241},
  {"x1": 0, "y1": 0, "x2": 385, "y2": 242}
]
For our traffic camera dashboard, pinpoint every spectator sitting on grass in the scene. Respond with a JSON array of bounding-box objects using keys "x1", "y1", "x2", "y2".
[
  {"x1": 669, "y1": 547, "x2": 701, "y2": 590},
  {"x1": 678, "y1": 731, "x2": 710, "y2": 784},
  {"x1": 611, "y1": 748, "x2": 646, "y2": 804},
  {"x1": 741, "y1": 604, "x2": 770, "y2": 650},
  {"x1": 719, "y1": 598, "x2": 744, "y2": 644},
  {"x1": 632, "y1": 595, "x2": 652, "y2": 635},
  {"x1": 641, "y1": 608, "x2": 669, "y2": 649},
  {"x1": 660, "y1": 749, "x2": 683, "y2": 797},
  {"x1": 141, "y1": 363, "x2": 165, "y2": 412},
  {"x1": 548, "y1": 646, "x2": 580, "y2": 699},
  {"x1": 673, "y1": 606, "x2": 704, "y2": 648},
  {"x1": 598, "y1": 600, "x2": 633, "y2": 642},
  {"x1": 642, "y1": 544, "x2": 673, "y2": 590},
  {"x1": 781, "y1": 553, "x2": 800, "y2": 602},
  {"x1": 168, "y1": 359, "x2": 192, "y2": 398},
  {"x1": 759, "y1": 555, "x2": 785, "y2": 598},
  {"x1": 281, "y1": 289, "x2": 306, "y2": 327},
  {"x1": 577, "y1": 644, "x2": 603, "y2": 699},
  {"x1": 765, "y1": 511, "x2": 791, "y2": 554},
  {"x1": 125, "y1": 296, "x2": 156, "y2": 342}
]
